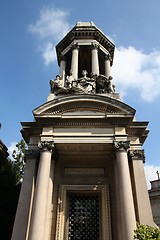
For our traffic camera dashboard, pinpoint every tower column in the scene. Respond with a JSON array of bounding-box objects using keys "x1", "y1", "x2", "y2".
[
  {"x1": 104, "y1": 54, "x2": 111, "y2": 78},
  {"x1": 59, "y1": 55, "x2": 66, "y2": 86},
  {"x1": 91, "y1": 43, "x2": 99, "y2": 75},
  {"x1": 29, "y1": 141, "x2": 55, "y2": 240},
  {"x1": 114, "y1": 141, "x2": 136, "y2": 240},
  {"x1": 71, "y1": 43, "x2": 79, "y2": 79}
]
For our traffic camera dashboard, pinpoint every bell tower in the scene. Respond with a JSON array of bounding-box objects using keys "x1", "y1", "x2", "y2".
[{"x1": 12, "y1": 22, "x2": 155, "y2": 240}]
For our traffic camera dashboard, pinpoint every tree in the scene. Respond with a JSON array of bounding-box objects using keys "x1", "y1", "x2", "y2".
[
  {"x1": 0, "y1": 151, "x2": 21, "y2": 239},
  {"x1": 134, "y1": 223, "x2": 160, "y2": 240},
  {"x1": 12, "y1": 139, "x2": 27, "y2": 183}
]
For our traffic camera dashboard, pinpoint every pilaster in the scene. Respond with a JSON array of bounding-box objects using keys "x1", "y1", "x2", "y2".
[{"x1": 129, "y1": 149, "x2": 155, "y2": 226}]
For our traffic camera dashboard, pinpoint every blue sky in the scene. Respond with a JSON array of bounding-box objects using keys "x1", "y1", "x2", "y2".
[{"x1": 0, "y1": 0, "x2": 160, "y2": 187}]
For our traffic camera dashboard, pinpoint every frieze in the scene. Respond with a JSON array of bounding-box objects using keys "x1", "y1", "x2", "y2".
[{"x1": 114, "y1": 141, "x2": 130, "y2": 151}]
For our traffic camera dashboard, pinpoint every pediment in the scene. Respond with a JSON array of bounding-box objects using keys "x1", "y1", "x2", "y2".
[{"x1": 33, "y1": 94, "x2": 135, "y2": 118}]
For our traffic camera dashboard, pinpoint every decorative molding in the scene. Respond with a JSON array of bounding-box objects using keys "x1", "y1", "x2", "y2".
[
  {"x1": 33, "y1": 94, "x2": 135, "y2": 116},
  {"x1": 129, "y1": 149, "x2": 145, "y2": 162},
  {"x1": 114, "y1": 141, "x2": 130, "y2": 151}
]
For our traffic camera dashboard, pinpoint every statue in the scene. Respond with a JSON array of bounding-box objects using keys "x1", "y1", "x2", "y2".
[
  {"x1": 75, "y1": 70, "x2": 96, "y2": 94},
  {"x1": 50, "y1": 75, "x2": 68, "y2": 95},
  {"x1": 66, "y1": 70, "x2": 75, "y2": 88},
  {"x1": 49, "y1": 72, "x2": 115, "y2": 95},
  {"x1": 96, "y1": 75, "x2": 115, "y2": 93},
  {"x1": 107, "y1": 76, "x2": 116, "y2": 93}
]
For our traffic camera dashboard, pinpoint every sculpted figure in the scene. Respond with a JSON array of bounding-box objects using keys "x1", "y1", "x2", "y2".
[
  {"x1": 50, "y1": 75, "x2": 68, "y2": 95},
  {"x1": 107, "y1": 76, "x2": 115, "y2": 93},
  {"x1": 66, "y1": 69, "x2": 75, "y2": 88},
  {"x1": 76, "y1": 70, "x2": 96, "y2": 93},
  {"x1": 96, "y1": 75, "x2": 115, "y2": 93}
]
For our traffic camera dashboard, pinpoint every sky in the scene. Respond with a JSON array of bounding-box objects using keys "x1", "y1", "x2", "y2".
[{"x1": 0, "y1": 0, "x2": 160, "y2": 188}]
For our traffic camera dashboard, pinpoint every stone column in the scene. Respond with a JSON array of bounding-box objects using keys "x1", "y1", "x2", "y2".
[
  {"x1": 71, "y1": 43, "x2": 79, "y2": 79},
  {"x1": 59, "y1": 55, "x2": 66, "y2": 86},
  {"x1": 91, "y1": 43, "x2": 99, "y2": 75},
  {"x1": 28, "y1": 141, "x2": 55, "y2": 240},
  {"x1": 104, "y1": 54, "x2": 111, "y2": 78},
  {"x1": 12, "y1": 150, "x2": 38, "y2": 240},
  {"x1": 129, "y1": 150, "x2": 155, "y2": 226},
  {"x1": 114, "y1": 141, "x2": 136, "y2": 240}
]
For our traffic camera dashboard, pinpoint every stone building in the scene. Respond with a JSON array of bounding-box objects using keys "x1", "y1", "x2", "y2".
[
  {"x1": 149, "y1": 175, "x2": 160, "y2": 227},
  {"x1": 12, "y1": 22, "x2": 155, "y2": 240}
]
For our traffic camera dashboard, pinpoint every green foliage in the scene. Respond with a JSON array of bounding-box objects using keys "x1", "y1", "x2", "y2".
[
  {"x1": 0, "y1": 155, "x2": 21, "y2": 239},
  {"x1": 12, "y1": 139, "x2": 27, "y2": 183},
  {"x1": 134, "y1": 223, "x2": 160, "y2": 240}
]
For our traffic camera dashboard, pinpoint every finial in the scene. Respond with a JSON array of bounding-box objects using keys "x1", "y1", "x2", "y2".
[{"x1": 156, "y1": 170, "x2": 160, "y2": 180}]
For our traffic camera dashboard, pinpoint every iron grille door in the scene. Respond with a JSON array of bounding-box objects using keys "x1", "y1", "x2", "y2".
[{"x1": 68, "y1": 194, "x2": 100, "y2": 240}]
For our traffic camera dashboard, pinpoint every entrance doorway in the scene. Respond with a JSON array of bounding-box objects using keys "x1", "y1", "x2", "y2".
[{"x1": 68, "y1": 194, "x2": 100, "y2": 239}]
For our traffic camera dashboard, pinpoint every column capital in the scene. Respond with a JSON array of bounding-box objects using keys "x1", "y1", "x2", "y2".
[
  {"x1": 105, "y1": 54, "x2": 112, "y2": 61},
  {"x1": 72, "y1": 43, "x2": 79, "y2": 50},
  {"x1": 59, "y1": 54, "x2": 66, "y2": 62},
  {"x1": 91, "y1": 43, "x2": 99, "y2": 50},
  {"x1": 129, "y1": 149, "x2": 145, "y2": 163},
  {"x1": 25, "y1": 149, "x2": 39, "y2": 159},
  {"x1": 114, "y1": 141, "x2": 130, "y2": 151},
  {"x1": 38, "y1": 141, "x2": 55, "y2": 152}
]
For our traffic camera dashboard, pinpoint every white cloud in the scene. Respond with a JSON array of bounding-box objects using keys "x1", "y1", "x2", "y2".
[
  {"x1": 144, "y1": 164, "x2": 160, "y2": 189},
  {"x1": 42, "y1": 42, "x2": 56, "y2": 65},
  {"x1": 29, "y1": 7, "x2": 72, "y2": 65},
  {"x1": 113, "y1": 47, "x2": 160, "y2": 102}
]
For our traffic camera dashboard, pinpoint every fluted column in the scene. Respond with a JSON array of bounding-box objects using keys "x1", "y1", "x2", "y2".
[
  {"x1": 91, "y1": 43, "x2": 99, "y2": 75},
  {"x1": 59, "y1": 55, "x2": 66, "y2": 86},
  {"x1": 114, "y1": 141, "x2": 136, "y2": 240},
  {"x1": 104, "y1": 54, "x2": 111, "y2": 78},
  {"x1": 71, "y1": 43, "x2": 79, "y2": 79},
  {"x1": 29, "y1": 141, "x2": 55, "y2": 240}
]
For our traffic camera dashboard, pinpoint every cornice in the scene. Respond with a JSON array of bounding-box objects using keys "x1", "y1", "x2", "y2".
[{"x1": 56, "y1": 24, "x2": 115, "y2": 66}]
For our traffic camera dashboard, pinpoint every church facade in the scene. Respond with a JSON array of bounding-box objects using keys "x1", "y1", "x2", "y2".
[{"x1": 12, "y1": 22, "x2": 154, "y2": 240}]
